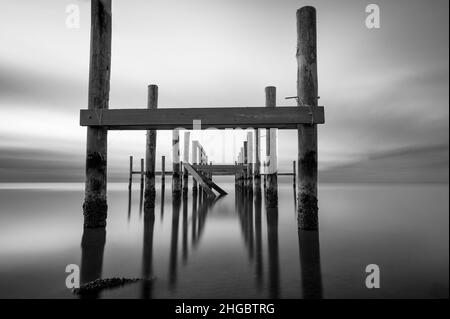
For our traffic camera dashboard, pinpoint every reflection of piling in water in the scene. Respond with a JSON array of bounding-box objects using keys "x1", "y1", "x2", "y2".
[
  {"x1": 298, "y1": 230, "x2": 323, "y2": 299},
  {"x1": 169, "y1": 194, "x2": 181, "y2": 289},
  {"x1": 141, "y1": 206, "x2": 155, "y2": 299},
  {"x1": 191, "y1": 189, "x2": 198, "y2": 243},
  {"x1": 254, "y1": 186, "x2": 264, "y2": 289},
  {"x1": 246, "y1": 190, "x2": 254, "y2": 261},
  {"x1": 80, "y1": 228, "x2": 106, "y2": 299},
  {"x1": 182, "y1": 193, "x2": 189, "y2": 264},
  {"x1": 266, "y1": 205, "x2": 280, "y2": 298},
  {"x1": 127, "y1": 183, "x2": 132, "y2": 222}
]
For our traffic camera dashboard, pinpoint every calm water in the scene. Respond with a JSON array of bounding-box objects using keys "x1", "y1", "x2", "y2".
[{"x1": 0, "y1": 179, "x2": 448, "y2": 299}]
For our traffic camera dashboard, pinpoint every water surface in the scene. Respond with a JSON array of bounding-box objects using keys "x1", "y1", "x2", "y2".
[{"x1": 0, "y1": 179, "x2": 448, "y2": 298}]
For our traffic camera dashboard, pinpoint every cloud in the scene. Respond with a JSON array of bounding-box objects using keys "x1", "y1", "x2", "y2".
[{"x1": 320, "y1": 143, "x2": 449, "y2": 183}]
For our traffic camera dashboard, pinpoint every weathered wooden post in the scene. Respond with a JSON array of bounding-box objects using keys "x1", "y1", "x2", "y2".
[
  {"x1": 243, "y1": 141, "x2": 248, "y2": 188},
  {"x1": 183, "y1": 132, "x2": 190, "y2": 194},
  {"x1": 240, "y1": 147, "x2": 245, "y2": 187},
  {"x1": 83, "y1": 0, "x2": 112, "y2": 228},
  {"x1": 192, "y1": 141, "x2": 198, "y2": 192},
  {"x1": 265, "y1": 86, "x2": 278, "y2": 207},
  {"x1": 247, "y1": 131, "x2": 254, "y2": 190},
  {"x1": 145, "y1": 84, "x2": 158, "y2": 206},
  {"x1": 297, "y1": 6, "x2": 319, "y2": 230},
  {"x1": 128, "y1": 156, "x2": 133, "y2": 190},
  {"x1": 140, "y1": 158, "x2": 144, "y2": 191},
  {"x1": 254, "y1": 129, "x2": 261, "y2": 185},
  {"x1": 263, "y1": 161, "x2": 267, "y2": 189},
  {"x1": 172, "y1": 130, "x2": 181, "y2": 194},
  {"x1": 161, "y1": 155, "x2": 166, "y2": 183}
]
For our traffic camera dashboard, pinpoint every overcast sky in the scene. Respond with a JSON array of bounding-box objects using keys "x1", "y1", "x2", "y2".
[{"x1": 0, "y1": 0, "x2": 448, "y2": 182}]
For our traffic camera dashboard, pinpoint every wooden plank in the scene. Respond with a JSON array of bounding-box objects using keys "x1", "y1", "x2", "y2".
[
  {"x1": 80, "y1": 106, "x2": 325, "y2": 130},
  {"x1": 203, "y1": 177, "x2": 228, "y2": 196},
  {"x1": 183, "y1": 163, "x2": 216, "y2": 198},
  {"x1": 193, "y1": 165, "x2": 245, "y2": 173}
]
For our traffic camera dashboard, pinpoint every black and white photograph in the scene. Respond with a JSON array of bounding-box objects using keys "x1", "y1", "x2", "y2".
[{"x1": 0, "y1": 0, "x2": 448, "y2": 308}]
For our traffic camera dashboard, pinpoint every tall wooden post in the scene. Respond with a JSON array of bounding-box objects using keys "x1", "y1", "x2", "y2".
[
  {"x1": 265, "y1": 86, "x2": 278, "y2": 207},
  {"x1": 297, "y1": 6, "x2": 318, "y2": 230},
  {"x1": 192, "y1": 141, "x2": 198, "y2": 191},
  {"x1": 161, "y1": 155, "x2": 166, "y2": 182},
  {"x1": 247, "y1": 131, "x2": 254, "y2": 189},
  {"x1": 172, "y1": 130, "x2": 181, "y2": 194},
  {"x1": 183, "y1": 132, "x2": 190, "y2": 193},
  {"x1": 254, "y1": 129, "x2": 261, "y2": 184},
  {"x1": 83, "y1": 0, "x2": 112, "y2": 228},
  {"x1": 243, "y1": 141, "x2": 248, "y2": 188},
  {"x1": 145, "y1": 84, "x2": 158, "y2": 207}
]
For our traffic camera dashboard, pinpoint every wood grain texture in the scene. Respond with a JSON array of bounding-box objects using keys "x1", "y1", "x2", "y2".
[
  {"x1": 80, "y1": 106, "x2": 324, "y2": 129},
  {"x1": 297, "y1": 6, "x2": 319, "y2": 230},
  {"x1": 83, "y1": 0, "x2": 112, "y2": 228},
  {"x1": 145, "y1": 85, "x2": 158, "y2": 207}
]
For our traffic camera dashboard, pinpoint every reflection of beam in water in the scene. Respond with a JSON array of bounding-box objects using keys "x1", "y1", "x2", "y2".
[
  {"x1": 254, "y1": 186, "x2": 264, "y2": 289},
  {"x1": 160, "y1": 180, "x2": 165, "y2": 222},
  {"x1": 182, "y1": 193, "x2": 189, "y2": 264},
  {"x1": 80, "y1": 228, "x2": 106, "y2": 299},
  {"x1": 266, "y1": 205, "x2": 280, "y2": 299},
  {"x1": 298, "y1": 230, "x2": 323, "y2": 299},
  {"x1": 141, "y1": 206, "x2": 155, "y2": 299},
  {"x1": 168, "y1": 194, "x2": 181, "y2": 290}
]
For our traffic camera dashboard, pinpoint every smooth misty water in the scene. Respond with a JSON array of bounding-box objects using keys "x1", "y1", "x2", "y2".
[{"x1": 0, "y1": 179, "x2": 448, "y2": 299}]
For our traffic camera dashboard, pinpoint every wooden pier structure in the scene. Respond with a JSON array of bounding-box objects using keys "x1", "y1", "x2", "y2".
[{"x1": 81, "y1": 1, "x2": 325, "y2": 230}]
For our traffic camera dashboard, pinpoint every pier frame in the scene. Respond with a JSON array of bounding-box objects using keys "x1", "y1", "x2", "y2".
[{"x1": 81, "y1": 3, "x2": 324, "y2": 229}]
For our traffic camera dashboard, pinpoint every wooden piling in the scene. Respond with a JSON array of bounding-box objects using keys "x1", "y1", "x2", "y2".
[
  {"x1": 183, "y1": 132, "x2": 190, "y2": 193},
  {"x1": 297, "y1": 6, "x2": 319, "y2": 230},
  {"x1": 83, "y1": 0, "x2": 112, "y2": 228},
  {"x1": 265, "y1": 86, "x2": 278, "y2": 207},
  {"x1": 192, "y1": 141, "x2": 198, "y2": 191},
  {"x1": 243, "y1": 141, "x2": 248, "y2": 188},
  {"x1": 172, "y1": 130, "x2": 181, "y2": 194},
  {"x1": 247, "y1": 131, "x2": 254, "y2": 189},
  {"x1": 140, "y1": 158, "x2": 144, "y2": 190},
  {"x1": 128, "y1": 156, "x2": 133, "y2": 189},
  {"x1": 145, "y1": 85, "x2": 158, "y2": 207},
  {"x1": 161, "y1": 155, "x2": 166, "y2": 183},
  {"x1": 254, "y1": 129, "x2": 261, "y2": 183}
]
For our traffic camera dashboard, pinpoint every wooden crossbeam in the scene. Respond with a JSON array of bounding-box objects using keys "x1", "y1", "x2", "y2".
[
  {"x1": 193, "y1": 164, "x2": 246, "y2": 175},
  {"x1": 80, "y1": 106, "x2": 325, "y2": 130}
]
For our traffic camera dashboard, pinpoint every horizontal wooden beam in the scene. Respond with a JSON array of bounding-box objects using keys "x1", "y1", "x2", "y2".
[{"x1": 80, "y1": 106, "x2": 325, "y2": 130}]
